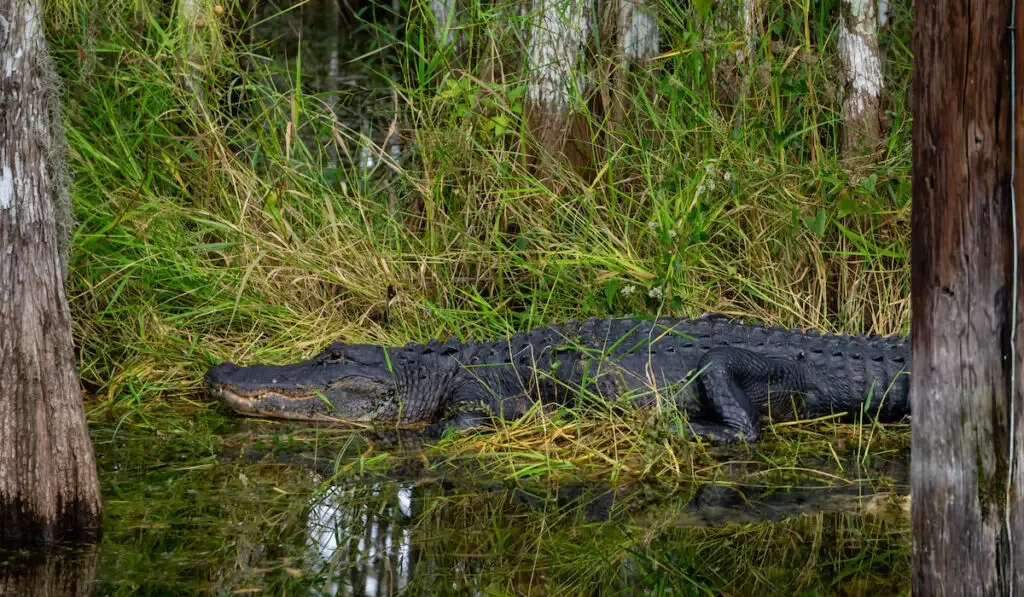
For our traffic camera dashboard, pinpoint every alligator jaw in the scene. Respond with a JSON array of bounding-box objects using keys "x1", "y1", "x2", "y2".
[{"x1": 207, "y1": 384, "x2": 355, "y2": 422}]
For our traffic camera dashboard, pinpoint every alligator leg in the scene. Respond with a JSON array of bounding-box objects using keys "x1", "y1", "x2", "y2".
[{"x1": 681, "y1": 347, "x2": 810, "y2": 443}]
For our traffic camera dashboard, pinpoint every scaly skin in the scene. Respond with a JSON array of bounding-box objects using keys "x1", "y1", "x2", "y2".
[{"x1": 205, "y1": 315, "x2": 911, "y2": 442}]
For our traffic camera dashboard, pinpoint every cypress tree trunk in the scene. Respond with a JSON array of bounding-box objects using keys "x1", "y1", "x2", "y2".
[
  {"x1": 910, "y1": 0, "x2": 1022, "y2": 592},
  {"x1": 525, "y1": 0, "x2": 592, "y2": 169},
  {"x1": 1014, "y1": 0, "x2": 1024, "y2": 578},
  {"x1": 598, "y1": 0, "x2": 658, "y2": 159},
  {"x1": 838, "y1": 0, "x2": 884, "y2": 159},
  {"x1": 0, "y1": 0, "x2": 103, "y2": 545},
  {"x1": 429, "y1": 0, "x2": 457, "y2": 46}
]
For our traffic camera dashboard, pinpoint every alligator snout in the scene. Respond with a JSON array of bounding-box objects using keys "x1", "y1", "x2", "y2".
[{"x1": 205, "y1": 361, "x2": 240, "y2": 386}]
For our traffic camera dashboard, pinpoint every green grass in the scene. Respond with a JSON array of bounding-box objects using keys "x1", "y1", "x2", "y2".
[{"x1": 47, "y1": 0, "x2": 911, "y2": 487}]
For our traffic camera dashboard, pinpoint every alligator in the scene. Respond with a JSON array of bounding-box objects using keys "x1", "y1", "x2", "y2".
[{"x1": 205, "y1": 315, "x2": 911, "y2": 442}]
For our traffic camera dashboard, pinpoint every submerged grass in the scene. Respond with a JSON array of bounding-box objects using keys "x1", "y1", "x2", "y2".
[{"x1": 48, "y1": 0, "x2": 910, "y2": 502}]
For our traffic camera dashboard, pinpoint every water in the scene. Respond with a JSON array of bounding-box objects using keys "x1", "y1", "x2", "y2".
[{"x1": 0, "y1": 418, "x2": 910, "y2": 596}]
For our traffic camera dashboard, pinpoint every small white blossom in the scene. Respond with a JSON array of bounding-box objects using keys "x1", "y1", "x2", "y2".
[
  {"x1": 695, "y1": 182, "x2": 706, "y2": 196},
  {"x1": 704, "y1": 163, "x2": 715, "y2": 175},
  {"x1": 706, "y1": 178, "x2": 717, "y2": 192},
  {"x1": 621, "y1": 284, "x2": 637, "y2": 296},
  {"x1": 647, "y1": 220, "x2": 658, "y2": 230},
  {"x1": 668, "y1": 229, "x2": 678, "y2": 239},
  {"x1": 648, "y1": 287, "x2": 664, "y2": 300},
  {"x1": 722, "y1": 170, "x2": 732, "y2": 182}
]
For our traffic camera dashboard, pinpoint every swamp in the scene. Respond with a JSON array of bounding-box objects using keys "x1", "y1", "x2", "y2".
[{"x1": 3, "y1": 0, "x2": 912, "y2": 594}]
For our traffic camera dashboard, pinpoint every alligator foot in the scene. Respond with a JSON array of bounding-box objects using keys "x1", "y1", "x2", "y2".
[
  {"x1": 424, "y1": 410, "x2": 493, "y2": 439},
  {"x1": 671, "y1": 420, "x2": 758, "y2": 444}
]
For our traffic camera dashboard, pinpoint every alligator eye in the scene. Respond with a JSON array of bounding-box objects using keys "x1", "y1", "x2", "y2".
[{"x1": 323, "y1": 348, "x2": 345, "y2": 364}]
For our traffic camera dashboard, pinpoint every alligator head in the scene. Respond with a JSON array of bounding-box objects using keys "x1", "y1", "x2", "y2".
[{"x1": 205, "y1": 342, "x2": 420, "y2": 424}]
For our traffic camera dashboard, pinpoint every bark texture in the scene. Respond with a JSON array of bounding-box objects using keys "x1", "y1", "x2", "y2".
[
  {"x1": 430, "y1": 0, "x2": 456, "y2": 46},
  {"x1": 911, "y1": 0, "x2": 1022, "y2": 593},
  {"x1": 1013, "y1": 0, "x2": 1024, "y2": 582},
  {"x1": 618, "y1": 0, "x2": 657, "y2": 62},
  {"x1": 741, "y1": 0, "x2": 759, "y2": 56},
  {"x1": 525, "y1": 0, "x2": 592, "y2": 167},
  {"x1": 0, "y1": 0, "x2": 103, "y2": 545},
  {"x1": 599, "y1": 0, "x2": 658, "y2": 161},
  {"x1": 838, "y1": 0, "x2": 883, "y2": 158},
  {"x1": 730, "y1": 0, "x2": 762, "y2": 124}
]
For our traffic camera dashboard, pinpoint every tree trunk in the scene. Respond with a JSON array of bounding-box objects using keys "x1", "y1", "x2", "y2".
[
  {"x1": 177, "y1": 0, "x2": 218, "y2": 121},
  {"x1": 525, "y1": 0, "x2": 593, "y2": 169},
  {"x1": 910, "y1": 0, "x2": 1022, "y2": 593},
  {"x1": 429, "y1": 0, "x2": 457, "y2": 46},
  {"x1": 617, "y1": 0, "x2": 658, "y2": 63},
  {"x1": 727, "y1": 0, "x2": 762, "y2": 127},
  {"x1": 741, "y1": 0, "x2": 759, "y2": 57},
  {"x1": 599, "y1": 0, "x2": 658, "y2": 158},
  {"x1": 838, "y1": 0, "x2": 884, "y2": 160},
  {"x1": 0, "y1": 0, "x2": 103, "y2": 545},
  {"x1": 1015, "y1": 0, "x2": 1024, "y2": 578}
]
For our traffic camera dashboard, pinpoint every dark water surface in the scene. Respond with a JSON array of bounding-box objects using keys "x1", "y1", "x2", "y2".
[{"x1": 0, "y1": 418, "x2": 911, "y2": 596}]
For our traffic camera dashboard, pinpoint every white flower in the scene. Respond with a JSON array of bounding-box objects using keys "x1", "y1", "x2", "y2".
[
  {"x1": 621, "y1": 284, "x2": 637, "y2": 296},
  {"x1": 668, "y1": 229, "x2": 678, "y2": 239},
  {"x1": 648, "y1": 287, "x2": 664, "y2": 300},
  {"x1": 722, "y1": 170, "x2": 732, "y2": 182},
  {"x1": 647, "y1": 220, "x2": 658, "y2": 230},
  {"x1": 706, "y1": 178, "x2": 717, "y2": 192}
]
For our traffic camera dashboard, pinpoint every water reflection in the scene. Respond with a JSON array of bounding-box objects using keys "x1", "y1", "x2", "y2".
[
  {"x1": 296, "y1": 449, "x2": 910, "y2": 596},
  {"x1": 83, "y1": 418, "x2": 912, "y2": 595},
  {"x1": 0, "y1": 542, "x2": 99, "y2": 597},
  {"x1": 307, "y1": 481, "x2": 415, "y2": 596}
]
